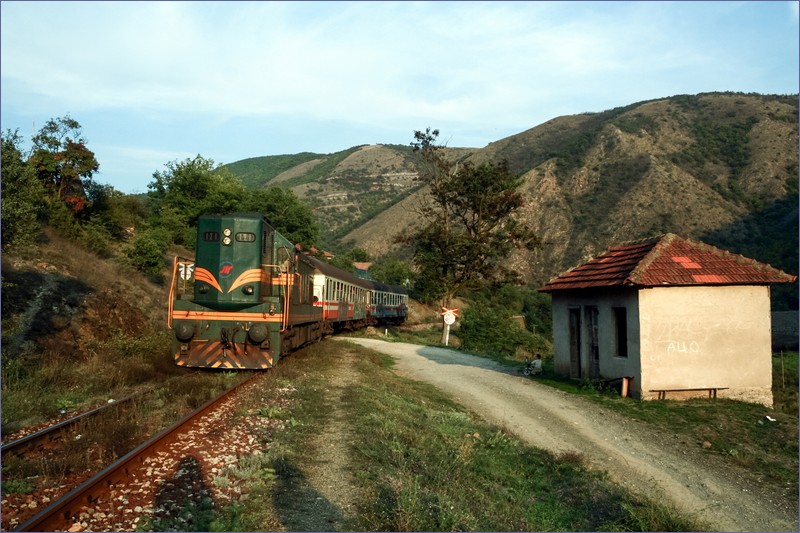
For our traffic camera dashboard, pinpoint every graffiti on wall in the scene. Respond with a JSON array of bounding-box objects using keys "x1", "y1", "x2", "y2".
[{"x1": 642, "y1": 314, "x2": 754, "y2": 360}]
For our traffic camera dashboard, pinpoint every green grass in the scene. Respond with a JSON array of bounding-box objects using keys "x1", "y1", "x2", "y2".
[
  {"x1": 208, "y1": 341, "x2": 705, "y2": 531},
  {"x1": 344, "y1": 348, "x2": 702, "y2": 532}
]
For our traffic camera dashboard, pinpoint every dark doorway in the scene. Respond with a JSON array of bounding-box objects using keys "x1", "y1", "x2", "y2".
[
  {"x1": 585, "y1": 306, "x2": 600, "y2": 379},
  {"x1": 568, "y1": 307, "x2": 581, "y2": 379}
]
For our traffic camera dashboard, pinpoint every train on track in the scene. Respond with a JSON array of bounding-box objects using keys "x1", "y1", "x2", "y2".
[{"x1": 168, "y1": 213, "x2": 408, "y2": 369}]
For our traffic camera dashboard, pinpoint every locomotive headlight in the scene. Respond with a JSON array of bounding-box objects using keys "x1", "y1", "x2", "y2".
[
  {"x1": 174, "y1": 322, "x2": 195, "y2": 342},
  {"x1": 223, "y1": 236, "x2": 232, "y2": 246},
  {"x1": 248, "y1": 323, "x2": 269, "y2": 344},
  {"x1": 242, "y1": 285, "x2": 254, "y2": 295},
  {"x1": 223, "y1": 228, "x2": 232, "y2": 237},
  {"x1": 198, "y1": 283, "x2": 209, "y2": 294}
]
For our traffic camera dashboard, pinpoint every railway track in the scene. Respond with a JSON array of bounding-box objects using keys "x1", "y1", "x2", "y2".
[
  {"x1": 2, "y1": 372, "x2": 203, "y2": 458},
  {"x1": 2, "y1": 397, "x2": 136, "y2": 459},
  {"x1": 13, "y1": 373, "x2": 266, "y2": 532}
]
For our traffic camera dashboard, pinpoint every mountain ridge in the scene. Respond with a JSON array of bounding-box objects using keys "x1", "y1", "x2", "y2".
[{"x1": 221, "y1": 92, "x2": 798, "y2": 308}]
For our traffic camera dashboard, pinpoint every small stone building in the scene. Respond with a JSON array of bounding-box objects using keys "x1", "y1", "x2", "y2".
[{"x1": 539, "y1": 234, "x2": 797, "y2": 406}]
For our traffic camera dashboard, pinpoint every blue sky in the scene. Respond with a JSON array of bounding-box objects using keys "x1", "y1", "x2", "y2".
[{"x1": 2, "y1": 1, "x2": 798, "y2": 194}]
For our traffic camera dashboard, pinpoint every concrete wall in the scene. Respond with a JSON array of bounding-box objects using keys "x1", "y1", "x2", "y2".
[
  {"x1": 550, "y1": 288, "x2": 642, "y2": 389},
  {"x1": 638, "y1": 285, "x2": 773, "y2": 406}
]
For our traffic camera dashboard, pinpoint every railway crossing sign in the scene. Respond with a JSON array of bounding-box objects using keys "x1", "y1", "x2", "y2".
[
  {"x1": 441, "y1": 307, "x2": 459, "y2": 345},
  {"x1": 442, "y1": 307, "x2": 459, "y2": 325}
]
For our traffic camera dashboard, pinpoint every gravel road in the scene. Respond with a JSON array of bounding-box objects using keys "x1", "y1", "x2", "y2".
[{"x1": 342, "y1": 338, "x2": 798, "y2": 532}]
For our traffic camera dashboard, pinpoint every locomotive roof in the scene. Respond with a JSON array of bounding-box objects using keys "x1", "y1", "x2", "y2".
[{"x1": 199, "y1": 212, "x2": 265, "y2": 220}]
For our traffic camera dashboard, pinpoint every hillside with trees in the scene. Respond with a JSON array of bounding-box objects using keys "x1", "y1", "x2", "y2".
[
  {"x1": 219, "y1": 92, "x2": 797, "y2": 309},
  {"x1": 2, "y1": 92, "x2": 797, "y2": 315}
]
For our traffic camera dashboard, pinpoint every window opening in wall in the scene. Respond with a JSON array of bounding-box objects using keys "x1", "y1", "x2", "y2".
[{"x1": 613, "y1": 307, "x2": 628, "y2": 358}]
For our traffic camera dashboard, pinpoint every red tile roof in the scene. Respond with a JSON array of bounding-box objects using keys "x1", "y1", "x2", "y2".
[{"x1": 540, "y1": 233, "x2": 797, "y2": 292}]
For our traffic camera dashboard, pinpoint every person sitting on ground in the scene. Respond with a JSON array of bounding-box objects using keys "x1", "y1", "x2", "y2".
[{"x1": 531, "y1": 353, "x2": 543, "y2": 375}]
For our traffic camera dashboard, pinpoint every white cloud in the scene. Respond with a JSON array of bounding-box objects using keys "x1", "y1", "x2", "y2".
[{"x1": 3, "y1": 1, "x2": 797, "y2": 192}]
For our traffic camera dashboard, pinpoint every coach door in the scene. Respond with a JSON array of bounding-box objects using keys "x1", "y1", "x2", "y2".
[{"x1": 568, "y1": 307, "x2": 581, "y2": 379}]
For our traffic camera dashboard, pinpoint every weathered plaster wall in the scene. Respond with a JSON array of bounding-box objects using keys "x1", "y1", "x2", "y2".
[
  {"x1": 638, "y1": 285, "x2": 773, "y2": 406},
  {"x1": 550, "y1": 289, "x2": 641, "y2": 388},
  {"x1": 550, "y1": 285, "x2": 774, "y2": 406}
]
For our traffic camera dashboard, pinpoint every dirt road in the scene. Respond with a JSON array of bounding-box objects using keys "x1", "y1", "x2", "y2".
[{"x1": 342, "y1": 338, "x2": 797, "y2": 532}]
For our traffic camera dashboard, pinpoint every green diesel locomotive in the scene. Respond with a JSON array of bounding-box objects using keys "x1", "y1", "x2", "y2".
[{"x1": 168, "y1": 213, "x2": 407, "y2": 369}]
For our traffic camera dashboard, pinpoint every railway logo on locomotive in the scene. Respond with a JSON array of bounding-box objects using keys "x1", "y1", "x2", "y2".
[{"x1": 219, "y1": 262, "x2": 235, "y2": 277}]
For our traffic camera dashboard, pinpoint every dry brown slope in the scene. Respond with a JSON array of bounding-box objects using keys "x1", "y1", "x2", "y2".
[{"x1": 338, "y1": 93, "x2": 797, "y2": 285}]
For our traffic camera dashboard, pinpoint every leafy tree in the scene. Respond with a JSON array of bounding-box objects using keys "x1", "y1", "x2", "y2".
[
  {"x1": 1, "y1": 129, "x2": 45, "y2": 249},
  {"x1": 370, "y1": 258, "x2": 414, "y2": 288},
  {"x1": 83, "y1": 181, "x2": 148, "y2": 239},
  {"x1": 458, "y1": 285, "x2": 553, "y2": 357},
  {"x1": 522, "y1": 290, "x2": 553, "y2": 339},
  {"x1": 401, "y1": 128, "x2": 539, "y2": 311},
  {"x1": 329, "y1": 247, "x2": 371, "y2": 273},
  {"x1": 124, "y1": 227, "x2": 171, "y2": 278},
  {"x1": 239, "y1": 187, "x2": 319, "y2": 246},
  {"x1": 148, "y1": 157, "x2": 318, "y2": 249},
  {"x1": 458, "y1": 302, "x2": 535, "y2": 357},
  {"x1": 147, "y1": 155, "x2": 245, "y2": 245},
  {"x1": 28, "y1": 115, "x2": 99, "y2": 213}
]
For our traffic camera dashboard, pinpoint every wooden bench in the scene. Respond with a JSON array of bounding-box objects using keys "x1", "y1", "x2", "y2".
[{"x1": 649, "y1": 387, "x2": 729, "y2": 400}]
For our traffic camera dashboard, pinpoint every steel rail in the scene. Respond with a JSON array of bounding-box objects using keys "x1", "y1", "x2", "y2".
[
  {"x1": 2, "y1": 371, "x2": 201, "y2": 457},
  {"x1": 2, "y1": 398, "x2": 133, "y2": 456},
  {"x1": 14, "y1": 372, "x2": 261, "y2": 532}
]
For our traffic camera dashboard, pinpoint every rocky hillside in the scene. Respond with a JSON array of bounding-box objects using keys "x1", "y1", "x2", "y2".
[{"x1": 223, "y1": 92, "x2": 798, "y2": 306}]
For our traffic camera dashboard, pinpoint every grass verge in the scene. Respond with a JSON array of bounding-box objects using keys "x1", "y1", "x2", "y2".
[
  {"x1": 529, "y1": 352, "x2": 799, "y2": 502},
  {"x1": 208, "y1": 340, "x2": 705, "y2": 531},
  {"x1": 360, "y1": 329, "x2": 799, "y2": 505}
]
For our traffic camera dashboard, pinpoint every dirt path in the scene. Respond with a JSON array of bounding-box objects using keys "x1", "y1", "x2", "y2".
[
  {"x1": 342, "y1": 338, "x2": 798, "y2": 532},
  {"x1": 273, "y1": 348, "x2": 360, "y2": 532}
]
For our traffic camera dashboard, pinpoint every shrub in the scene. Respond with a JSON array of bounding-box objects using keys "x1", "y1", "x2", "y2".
[
  {"x1": 124, "y1": 227, "x2": 170, "y2": 278},
  {"x1": 458, "y1": 303, "x2": 534, "y2": 357},
  {"x1": 1, "y1": 130, "x2": 45, "y2": 250}
]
